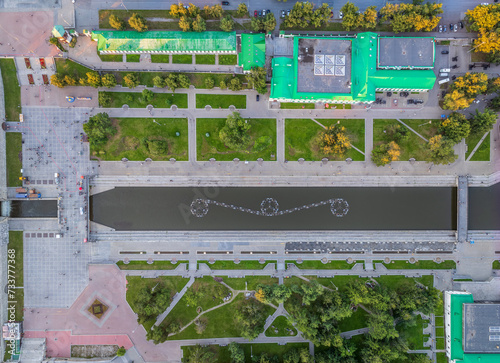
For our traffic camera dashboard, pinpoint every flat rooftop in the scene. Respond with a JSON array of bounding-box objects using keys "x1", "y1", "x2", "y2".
[
  {"x1": 378, "y1": 37, "x2": 434, "y2": 68},
  {"x1": 463, "y1": 303, "x2": 500, "y2": 353},
  {"x1": 296, "y1": 38, "x2": 352, "y2": 94}
]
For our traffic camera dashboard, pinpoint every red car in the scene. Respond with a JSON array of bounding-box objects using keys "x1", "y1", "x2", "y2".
[{"x1": 254, "y1": 10, "x2": 258, "y2": 17}]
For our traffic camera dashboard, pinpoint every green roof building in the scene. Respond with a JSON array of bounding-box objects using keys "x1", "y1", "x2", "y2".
[
  {"x1": 445, "y1": 291, "x2": 500, "y2": 363},
  {"x1": 52, "y1": 25, "x2": 66, "y2": 38},
  {"x1": 270, "y1": 32, "x2": 436, "y2": 104},
  {"x1": 91, "y1": 30, "x2": 237, "y2": 54},
  {"x1": 239, "y1": 33, "x2": 266, "y2": 72}
]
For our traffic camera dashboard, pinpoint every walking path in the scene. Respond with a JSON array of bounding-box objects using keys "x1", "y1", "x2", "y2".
[
  {"x1": 155, "y1": 276, "x2": 195, "y2": 326},
  {"x1": 465, "y1": 131, "x2": 490, "y2": 162},
  {"x1": 396, "y1": 118, "x2": 429, "y2": 142}
]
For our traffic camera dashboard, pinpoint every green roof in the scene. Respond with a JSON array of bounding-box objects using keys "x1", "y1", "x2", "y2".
[
  {"x1": 448, "y1": 292, "x2": 500, "y2": 363},
  {"x1": 239, "y1": 33, "x2": 266, "y2": 71},
  {"x1": 52, "y1": 25, "x2": 65, "y2": 38},
  {"x1": 91, "y1": 30, "x2": 237, "y2": 53},
  {"x1": 270, "y1": 32, "x2": 436, "y2": 103}
]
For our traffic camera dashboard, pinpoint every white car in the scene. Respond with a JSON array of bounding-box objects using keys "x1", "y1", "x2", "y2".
[{"x1": 339, "y1": 11, "x2": 343, "y2": 19}]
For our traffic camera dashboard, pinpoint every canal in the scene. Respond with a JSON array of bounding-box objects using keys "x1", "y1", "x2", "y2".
[
  {"x1": 8, "y1": 200, "x2": 58, "y2": 218},
  {"x1": 90, "y1": 187, "x2": 458, "y2": 231}
]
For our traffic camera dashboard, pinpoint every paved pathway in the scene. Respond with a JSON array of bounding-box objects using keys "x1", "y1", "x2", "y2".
[
  {"x1": 155, "y1": 277, "x2": 195, "y2": 326},
  {"x1": 396, "y1": 118, "x2": 428, "y2": 142}
]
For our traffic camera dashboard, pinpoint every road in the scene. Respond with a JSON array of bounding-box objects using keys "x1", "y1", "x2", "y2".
[{"x1": 73, "y1": 0, "x2": 483, "y2": 32}]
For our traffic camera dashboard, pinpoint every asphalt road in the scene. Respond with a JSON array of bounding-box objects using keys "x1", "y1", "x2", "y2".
[{"x1": 75, "y1": 0, "x2": 484, "y2": 32}]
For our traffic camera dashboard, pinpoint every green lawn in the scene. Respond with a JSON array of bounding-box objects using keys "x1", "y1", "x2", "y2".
[
  {"x1": 198, "y1": 260, "x2": 275, "y2": 270},
  {"x1": 6, "y1": 133, "x2": 22, "y2": 187},
  {"x1": 170, "y1": 294, "x2": 275, "y2": 340},
  {"x1": 265, "y1": 316, "x2": 297, "y2": 337},
  {"x1": 172, "y1": 54, "x2": 193, "y2": 64},
  {"x1": 400, "y1": 119, "x2": 440, "y2": 141},
  {"x1": 195, "y1": 54, "x2": 216, "y2": 65},
  {"x1": 92, "y1": 117, "x2": 188, "y2": 161},
  {"x1": 435, "y1": 317, "x2": 444, "y2": 326},
  {"x1": 286, "y1": 260, "x2": 360, "y2": 270},
  {"x1": 436, "y1": 327, "x2": 444, "y2": 337},
  {"x1": 375, "y1": 275, "x2": 434, "y2": 291},
  {"x1": 7, "y1": 231, "x2": 24, "y2": 325},
  {"x1": 280, "y1": 103, "x2": 315, "y2": 109},
  {"x1": 467, "y1": 131, "x2": 490, "y2": 161},
  {"x1": 55, "y1": 58, "x2": 92, "y2": 79},
  {"x1": 151, "y1": 55, "x2": 170, "y2": 63},
  {"x1": 197, "y1": 118, "x2": 276, "y2": 161},
  {"x1": 126, "y1": 54, "x2": 141, "y2": 62},
  {"x1": 218, "y1": 54, "x2": 238, "y2": 65},
  {"x1": 471, "y1": 51, "x2": 488, "y2": 63},
  {"x1": 100, "y1": 91, "x2": 188, "y2": 108},
  {"x1": 337, "y1": 308, "x2": 368, "y2": 332},
  {"x1": 126, "y1": 276, "x2": 189, "y2": 331},
  {"x1": 0, "y1": 58, "x2": 21, "y2": 121},
  {"x1": 196, "y1": 94, "x2": 246, "y2": 109},
  {"x1": 285, "y1": 118, "x2": 365, "y2": 161},
  {"x1": 436, "y1": 337, "x2": 445, "y2": 350},
  {"x1": 311, "y1": 276, "x2": 367, "y2": 291},
  {"x1": 116, "y1": 260, "x2": 188, "y2": 270},
  {"x1": 380, "y1": 260, "x2": 456, "y2": 269},
  {"x1": 162, "y1": 276, "x2": 230, "y2": 329},
  {"x1": 397, "y1": 315, "x2": 430, "y2": 350},
  {"x1": 221, "y1": 276, "x2": 278, "y2": 291},
  {"x1": 373, "y1": 119, "x2": 438, "y2": 161},
  {"x1": 436, "y1": 352, "x2": 448, "y2": 363},
  {"x1": 99, "y1": 54, "x2": 123, "y2": 62},
  {"x1": 493, "y1": 260, "x2": 500, "y2": 269}
]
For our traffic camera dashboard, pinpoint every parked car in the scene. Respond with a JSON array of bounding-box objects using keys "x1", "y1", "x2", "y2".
[
  {"x1": 254, "y1": 10, "x2": 258, "y2": 17},
  {"x1": 387, "y1": 91, "x2": 392, "y2": 97},
  {"x1": 393, "y1": 99, "x2": 398, "y2": 106},
  {"x1": 262, "y1": 9, "x2": 266, "y2": 16},
  {"x1": 460, "y1": 21, "x2": 464, "y2": 28},
  {"x1": 287, "y1": 9, "x2": 290, "y2": 16},
  {"x1": 222, "y1": 1, "x2": 230, "y2": 5},
  {"x1": 281, "y1": 10, "x2": 286, "y2": 18},
  {"x1": 450, "y1": 24, "x2": 454, "y2": 31},
  {"x1": 408, "y1": 99, "x2": 415, "y2": 104},
  {"x1": 256, "y1": 95, "x2": 260, "y2": 102},
  {"x1": 454, "y1": 24, "x2": 457, "y2": 32},
  {"x1": 258, "y1": 10, "x2": 262, "y2": 16},
  {"x1": 414, "y1": 99, "x2": 424, "y2": 104},
  {"x1": 439, "y1": 25, "x2": 443, "y2": 32},
  {"x1": 339, "y1": 11, "x2": 343, "y2": 19},
  {"x1": 443, "y1": 25, "x2": 447, "y2": 32},
  {"x1": 441, "y1": 50, "x2": 449, "y2": 54}
]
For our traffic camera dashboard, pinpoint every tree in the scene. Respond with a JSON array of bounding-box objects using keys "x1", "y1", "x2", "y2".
[
  {"x1": 177, "y1": 74, "x2": 191, "y2": 89},
  {"x1": 194, "y1": 317, "x2": 207, "y2": 334},
  {"x1": 228, "y1": 342, "x2": 245, "y2": 363},
  {"x1": 85, "y1": 71, "x2": 101, "y2": 88},
  {"x1": 211, "y1": 4, "x2": 224, "y2": 18},
  {"x1": 142, "y1": 89, "x2": 154, "y2": 104},
  {"x1": 227, "y1": 77, "x2": 242, "y2": 91},
  {"x1": 487, "y1": 77, "x2": 500, "y2": 93},
  {"x1": 320, "y1": 124, "x2": 351, "y2": 157},
  {"x1": 63, "y1": 75, "x2": 77, "y2": 86},
  {"x1": 170, "y1": 3, "x2": 187, "y2": 18},
  {"x1": 263, "y1": 13, "x2": 277, "y2": 32},
  {"x1": 384, "y1": 124, "x2": 409, "y2": 143},
  {"x1": 341, "y1": 2, "x2": 362, "y2": 31},
  {"x1": 300, "y1": 280, "x2": 324, "y2": 306},
  {"x1": 282, "y1": 1, "x2": 317, "y2": 29},
  {"x1": 116, "y1": 347, "x2": 126, "y2": 356},
  {"x1": 237, "y1": 3, "x2": 248, "y2": 17},
  {"x1": 146, "y1": 325, "x2": 168, "y2": 344},
  {"x1": 153, "y1": 75, "x2": 166, "y2": 88},
  {"x1": 371, "y1": 141, "x2": 401, "y2": 166},
  {"x1": 428, "y1": 135, "x2": 457, "y2": 165},
  {"x1": 187, "y1": 3, "x2": 200, "y2": 17},
  {"x1": 98, "y1": 92, "x2": 112, "y2": 107},
  {"x1": 489, "y1": 95, "x2": 500, "y2": 111},
  {"x1": 312, "y1": 3, "x2": 333, "y2": 28},
  {"x1": 362, "y1": 6, "x2": 378, "y2": 29},
  {"x1": 219, "y1": 80, "x2": 227, "y2": 90},
  {"x1": 101, "y1": 73, "x2": 117, "y2": 88},
  {"x1": 271, "y1": 284, "x2": 292, "y2": 303},
  {"x1": 83, "y1": 112, "x2": 116, "y2": 148},
  {"x1": 123, "y1": 73, "x2": 139, "y2": 89},
  {"x1": 220, "y1": 15, "x2": 235, "y2": 32},
  {"x1": 368, "y1": 311, "x2": 399, "y2": 340},
  {"x1": 192, "y1": 14, "x2": 206, "y2": 32},
  {"x1": 204, "y1": 77, "x2": 215, "y2": 89},
  {"x1": 234, "y1": 299, "x2": 267, "y2": 340},
  {"x1": 109, "y1": 14, "x2": 125, "y2": 30},
  {"x1": 179, "y1": 16, "x2": 192, "y2": 32},
  {"x1": 439, "y1": 113, "x2": 470, "y2": 143},
  {"x1": 129, "y1": 13, "x2": 148, "y2": 32},
  {"x1": 251, "y1": 17, "x2": 264, "y2": 32},
  {"x1": 165, "y1": 74, "x2": 179, "y2": 92},
  {"x1": 50, "y1": 73, "x2": 66, "y2": 88},
  {"x1": 219, "y1": 112, "x2": 251, "y2": 150},
  {"x1": 466, "y1": 4, "x2": 500, "y2": 54},
  {"x1": 246, "y1": 67, "x2": 267, "y2": 94},
  {"x1": 469, "y1": 108, "x2": 497, "y2": 135},
  {"x1": 283, "y1": 349, "x2": 301, "y2": 363}
]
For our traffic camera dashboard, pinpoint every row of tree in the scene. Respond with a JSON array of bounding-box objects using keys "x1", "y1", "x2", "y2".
[
  {"x1": 465, "y1": 4, "x2": 500, "y2": 62},
  {"x1": 109, "y1": 13, "x2": 148, "y2": 32},
  {"x1": 282, "y1": 2, "x2": 333, "y2": 29},
  {"x1": 443, "y1": 72, "x2": 489, "y2": 111},
  {"x1": 51, "y1": 71, "x2": 117, "y2": 89}
]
